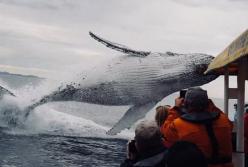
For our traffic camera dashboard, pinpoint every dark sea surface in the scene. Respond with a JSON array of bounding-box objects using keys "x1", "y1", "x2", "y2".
[{"x1": 0, "y1": 129, "x2": 127, "y2": 167}]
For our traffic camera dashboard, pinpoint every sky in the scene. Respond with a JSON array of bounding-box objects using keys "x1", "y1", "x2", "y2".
[{"x1": 0, "y1": 0, "x2": 247, "y2": 98}]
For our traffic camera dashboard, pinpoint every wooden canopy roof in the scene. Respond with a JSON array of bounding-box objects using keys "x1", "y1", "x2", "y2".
[{"x1": 205, "y1": 29, "x2": 248, "y2": 75}]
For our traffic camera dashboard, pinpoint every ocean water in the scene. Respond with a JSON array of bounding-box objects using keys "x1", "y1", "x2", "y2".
[{"x1": 0, "y1": 130, "x2": 127, "y2": 167}]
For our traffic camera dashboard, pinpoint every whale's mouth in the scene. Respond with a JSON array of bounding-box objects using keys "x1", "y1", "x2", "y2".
[{"x1": 196, "y1": 64, "x2": 219, "y2": 78}]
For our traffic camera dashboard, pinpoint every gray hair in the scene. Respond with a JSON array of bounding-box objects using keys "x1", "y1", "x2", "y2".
[{"x1": 134, "y1": 120, "x2": 162, "y2": 152}]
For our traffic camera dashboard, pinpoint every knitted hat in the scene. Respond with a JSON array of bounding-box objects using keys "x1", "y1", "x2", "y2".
[{"x1": 184, "y1": 87, "x2": 208, "y2": 110}]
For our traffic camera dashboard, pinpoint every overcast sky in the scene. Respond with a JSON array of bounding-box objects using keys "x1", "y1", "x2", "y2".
[{"x1": 0, "y1": 0, "x2": 247, "y2": 98}]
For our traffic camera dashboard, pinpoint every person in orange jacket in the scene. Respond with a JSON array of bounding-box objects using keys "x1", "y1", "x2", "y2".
[
  {"x1": 161, "y1": 93, "x2": 225, "y2": 135},
  {"x1": 160, "y1": 97, "x2": 185, "y2": 134},
  {"x1": 163, "y1": 87, "x2": 233, "y2": 167}
]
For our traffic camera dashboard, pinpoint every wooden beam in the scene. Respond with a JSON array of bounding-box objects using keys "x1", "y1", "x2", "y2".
[
  {"x1": 246, "y1": 57, "x2": 248, "y2": 80},
  {"x1": 235, "y1": 58, "x2": 246, "y2": 167},
  {"x1": 224, "y1": 66, "x2": 229, "y2": 115}
]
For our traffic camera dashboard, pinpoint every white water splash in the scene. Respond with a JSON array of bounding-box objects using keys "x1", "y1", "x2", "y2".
[
  {"x1": 24, "y1": 106, "x2": 109, "y2": 137},
  {"x1": 0, "y1": 91, "x2": 134, "y2": 139}
]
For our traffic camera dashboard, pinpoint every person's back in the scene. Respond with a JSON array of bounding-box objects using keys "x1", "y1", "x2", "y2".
[
  {"x1": 165, "y1": 141, "x2": 207, "y2": 167},
  {"x1": 164, "y1": 87, "x2": 233, "y2": 167},
  {"x1": 166, "y1": 113, "x2": 233, "y2": 164}
]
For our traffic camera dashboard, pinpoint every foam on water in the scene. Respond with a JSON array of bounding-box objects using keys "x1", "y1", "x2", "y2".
[
  {"x1": 25, "y1": 106, "x2": 109, "y2": 137},
  {"x1": 27, "y1": 105, "x2": 134, "y2": 139},
  {"x1": 0, "y1": 89, "x2": 134, "y2": 140}
]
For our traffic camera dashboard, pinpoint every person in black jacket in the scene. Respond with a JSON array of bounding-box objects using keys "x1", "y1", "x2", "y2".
[
  {"x1": 165, "y1": 141, "x2": 207, "y2": 167},
  {"x1": 120, "y1": 120, "x2": 167, "y2": 167}
]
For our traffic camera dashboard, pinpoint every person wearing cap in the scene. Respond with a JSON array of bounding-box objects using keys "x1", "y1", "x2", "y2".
[
  {"x1": 161, "y1": 90, "x2": 225, "y2": 136},
  {"x1": 163, "y1": 87, "x2": 233, "y2": 167},
  {"x1": 120, "y1": 120, "x2": 167, "y2": 167}
]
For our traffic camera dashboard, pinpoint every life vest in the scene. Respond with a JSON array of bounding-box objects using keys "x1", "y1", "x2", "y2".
[{"x1": 164, "y1": 111, "x2": 233, "y2": 167}]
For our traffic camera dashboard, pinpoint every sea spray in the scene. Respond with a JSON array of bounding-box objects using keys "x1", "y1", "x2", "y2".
[
  {"x1": 0, "y1": 92, "x2": 134, "y2": 139},
  {"x1": 0, "y1": 59, "x2": 137, "y2": 139},
  {"x1": 0, "y1": 95, "x2": 26, "y2": 128}
]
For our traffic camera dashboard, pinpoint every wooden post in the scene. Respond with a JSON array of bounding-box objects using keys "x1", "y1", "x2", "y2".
[
  {"x1": 224, "y1": 66, "x2": 229, "y2": 115},
  {"x1": 235, "y1": 58, "x2": 246, "y2": 167}
]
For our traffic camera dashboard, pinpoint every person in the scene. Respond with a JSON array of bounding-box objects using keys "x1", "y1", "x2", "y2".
[
  {"x1": 160, "y1": 92, "x2": 187, "y2": 135},
  {"x1": 120, "y1": 120, "x2": 167, "y2": 167},
  {"x1": 161, "y1": 89, "x2": 227, "y2": 135},
  {"x1": 244, "y1": 106, "x2": 248, "y2": 166},
  {"x1": 163, "y1": 87, "x2": 233, "y2": 167},
  {"x1": 155, "y1": 105, "x2": 170, "y2": 127},
  {"x1": 165, "y1": 141, "x2": 208, "y2": 167}
]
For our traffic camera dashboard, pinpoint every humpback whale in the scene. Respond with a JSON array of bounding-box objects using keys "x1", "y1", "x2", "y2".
[{"x1": 24, "y1": 32, "x2": 218, "y2": 135}]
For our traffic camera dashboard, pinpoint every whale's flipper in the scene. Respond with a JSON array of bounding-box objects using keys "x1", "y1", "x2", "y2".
[
  {"x1": 107, "y1": 101, "x2": 157, "y2": 135},
  {"x1": 89, "y1": 31, "x2": 151, "y2": 57},
  {"x1": 0, "y1": 85, "x2": 15, "y2": 98}
]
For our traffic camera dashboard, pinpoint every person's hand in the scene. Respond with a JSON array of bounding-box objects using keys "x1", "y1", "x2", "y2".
[{"x1": 175, "y1": 97, "x2": 184, "y2": 107}]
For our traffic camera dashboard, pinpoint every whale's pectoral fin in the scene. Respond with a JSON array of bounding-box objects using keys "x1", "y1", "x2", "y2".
[
  {"x1": 0, "y1": 85, "x2": 15, "y2": 99},
  {"x1": 106, "y1": 101, "x2": 158, "y2": 135},
  {"x1": 89, "y1": 31, "x2": 151, "y2": 57}
]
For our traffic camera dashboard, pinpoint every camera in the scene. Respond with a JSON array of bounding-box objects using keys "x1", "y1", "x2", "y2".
[{"x1": 179, "y1": 89, "x2": 187, "y2": 98}]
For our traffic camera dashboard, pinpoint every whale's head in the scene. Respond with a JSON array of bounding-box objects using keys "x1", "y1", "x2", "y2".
[{"x1": 186, "y1": 54, "x2": 218, "y2": 85}]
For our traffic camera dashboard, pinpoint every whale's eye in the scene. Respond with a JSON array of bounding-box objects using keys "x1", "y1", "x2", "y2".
[{"x1": 196, "y1": 64, "x2": 208, "y2": 74}]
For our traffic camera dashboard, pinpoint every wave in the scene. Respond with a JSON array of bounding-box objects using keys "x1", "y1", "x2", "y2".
[
  {"x1": 0, "y1": 92, "x2": 134, "y2": 139},
  {"x1": 0, "y1": 70, "x2": 139, "y2": 140},
  {"x1": 24, "y1": 106, "x2": 109, "y2": 137}
]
